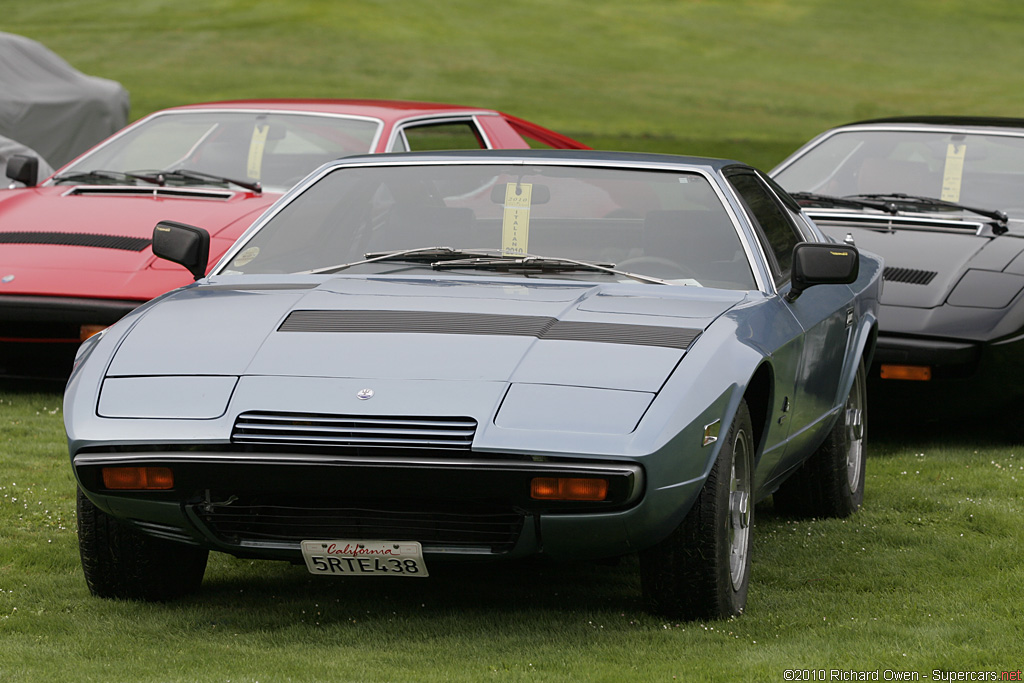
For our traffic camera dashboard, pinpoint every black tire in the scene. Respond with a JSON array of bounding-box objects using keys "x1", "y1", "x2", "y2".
[
  {"x1": 773, "y1": 360, "x2": 866, "y2": 518},
  {"x1": 77, "y1": 488, "x2": 208, "y2": 601},
  {"x1": 640, "y1": 400, "x2": 755, "y2": 620}
]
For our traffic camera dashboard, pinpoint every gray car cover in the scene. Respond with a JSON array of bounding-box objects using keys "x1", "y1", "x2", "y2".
[{"x1": 0, "y1": 32, "x2": 129, "y2": 169}]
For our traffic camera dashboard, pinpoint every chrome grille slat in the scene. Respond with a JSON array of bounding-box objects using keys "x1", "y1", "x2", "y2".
[{"x1": 233, "y1": 411, "x2": 476, "y2": 450}]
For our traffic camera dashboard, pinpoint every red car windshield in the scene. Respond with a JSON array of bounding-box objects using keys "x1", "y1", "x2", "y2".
[{"x1": 52, "y1": 110, "x2": 382, "y2": 192}]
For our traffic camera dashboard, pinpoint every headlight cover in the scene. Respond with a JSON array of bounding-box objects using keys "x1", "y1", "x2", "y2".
[
  {"x1": 98, "y1": 376, "x2": 239, "y2": 419},
  {"x1": 495, "y1": 383, "x2": 653, "y2": 435}
]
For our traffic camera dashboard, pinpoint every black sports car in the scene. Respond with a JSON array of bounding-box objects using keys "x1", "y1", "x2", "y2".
[{"x1": 772, "y1": 117, "x2": 1024, "y2": 417}]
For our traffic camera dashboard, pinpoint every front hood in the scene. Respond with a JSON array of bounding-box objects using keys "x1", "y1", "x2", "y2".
[
  {"x1": 106, "y1": 275, "x2": 744, "y2": 392},
  {"x1": 0, "y1": 185, "x2": 277, "y2": 298},
  {"x1": 813, "y1": 212, "x2": 1024, "y2": 308}
]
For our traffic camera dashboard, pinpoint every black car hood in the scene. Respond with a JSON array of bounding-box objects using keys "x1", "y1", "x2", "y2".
[{"x1": 814, "y1": 215, "x2": 1024, "y2": 309}]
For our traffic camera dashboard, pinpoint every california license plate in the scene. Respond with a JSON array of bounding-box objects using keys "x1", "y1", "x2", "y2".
[{"x1": 300, "y1": 540, "x2": 429, "y2": 577}]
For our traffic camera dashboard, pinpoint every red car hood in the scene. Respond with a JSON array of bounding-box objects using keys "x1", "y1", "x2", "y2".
[{"x1": 0, "y1": 185, "x2": 279, "y2": 301}]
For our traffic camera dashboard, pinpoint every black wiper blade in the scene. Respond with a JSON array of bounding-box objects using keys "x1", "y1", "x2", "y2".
[
  {"x1": 432, "y1": 254, "x2": 674, "y2": 285},
  {"x1": 51, "y1": 169, "x2": 164, "y2": 186},
  {"x1": 163, "y1": 168, "x2": 262, "y2": 193},
  {"x1": 304, "y1": 247, "x2": 498, "y2": 275},
  {"x1": 851, "y1": 193, "x2": 1009, "y2": 226},
  {"x1": 790, "y1": 191, "x2": 899, "y2": 215}
]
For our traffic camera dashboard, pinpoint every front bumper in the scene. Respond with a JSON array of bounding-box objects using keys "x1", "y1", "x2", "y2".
[{"x1": 72, "y1": 449, "x2": 689, "y2": 563}]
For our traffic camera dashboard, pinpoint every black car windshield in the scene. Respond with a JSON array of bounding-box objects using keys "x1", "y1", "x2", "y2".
[
  {"x1": 220, "y1": 162, "x2": 756, "y2": 290},
  {"x1": 773, "y1": 129, "x2": 1024, "y2": 217},
  {"x1": 51, "y1": 111, "x2": 381, "y2": 193}
]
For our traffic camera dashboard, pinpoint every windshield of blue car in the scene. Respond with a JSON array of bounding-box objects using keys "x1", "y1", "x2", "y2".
[
  {"x1": 773, "y1": 129, "x2": 1024, "y2": 218},
  {"x1": 50, "y1": 111, "x2": 381, "y2": 193},
  {"x1": 219, "y1": 162, "x2": 757, "y2": 290}
]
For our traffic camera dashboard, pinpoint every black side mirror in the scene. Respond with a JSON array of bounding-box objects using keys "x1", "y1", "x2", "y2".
[
  {"x1": 786, "y1": 242, "x2": 859, "y2": 302},
  {"x1": 152, "y1": 221, "x2": 211, "y2": 281},
  {"x1": 6, "y1": 154, "x2": 39, "y2": 187}
]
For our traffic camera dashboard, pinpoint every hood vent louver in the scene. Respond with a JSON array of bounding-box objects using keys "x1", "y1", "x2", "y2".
[
  {"x1": 278, "y1": 310, "x2": 700, "y2": 350},
  {"x1": 883, "y1": 266, "x2": 938, "y2": 286},
  {"x1": 65, "y1": 185, "x2": 234, "y2": 200},
  {"x1": 0, "y1": 231, "x2": 152, "y2": 252}
]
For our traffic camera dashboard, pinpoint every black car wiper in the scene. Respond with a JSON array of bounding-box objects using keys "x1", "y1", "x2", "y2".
[
  {"x1": 304, "y1": 247, "x2": 501, "y2": 275},
  {"x1": 790, "y1": 191, "x2": 900, "y2": 215},
  {"x1": 432, "y1": 254, "x2": 674, "y2": 285},
  {"x1": 51, "y1": 169, "x2": 165, "y2": 186},
  {"x1": 850, "y1": 193, "x2": 1009, "y2": 227},
  {"x1": 162, "y1": 168, "x2": 262, "y2": 193}
]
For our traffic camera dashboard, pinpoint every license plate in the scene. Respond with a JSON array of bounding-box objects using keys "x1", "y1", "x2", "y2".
[{"x1": 300, "y1": 540, "x2": 429, "y2": 577}]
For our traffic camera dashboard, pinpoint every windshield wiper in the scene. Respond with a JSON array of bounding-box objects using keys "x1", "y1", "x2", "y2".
[
  {"x1": 850, "y1": 193, "x2": 1009, "y2": 227},
  {"x1": 304, "y1": 247, "x2": 501, "y2": 275},
  {"x1": 51, "y1": 170, "x2": 165, "y2": 186},
  {"x1": 161, "y1": 168, "x2": 262, "y2": 193},
  {"x1": 432, "y1": 254, "x2": 675, "y2": 285},
  {"x1": 790, "y1": 191, "x2": 900, "y2": 215}
]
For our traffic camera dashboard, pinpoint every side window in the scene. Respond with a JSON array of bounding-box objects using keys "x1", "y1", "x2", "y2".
[
  {"x1": 391, "y1": 121, "x2": 486, "y2": 152},
  {"x1": 727, "y1": 171, "x2": 803, "y2": 285}
]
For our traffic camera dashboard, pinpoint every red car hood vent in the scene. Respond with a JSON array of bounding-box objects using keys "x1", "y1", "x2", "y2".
[
  {"x1": 65, "y1": 185, "x2": 234, "y2": 200},
  {"x1": 0, "y1": 231, "x2": 152, "y2": 252},
  {"x1": 883, "y1": 266, "x2": 938, "y2": 286},
  {"x1": 277, "y1": 309, "x2": 701, "y2": 350}
]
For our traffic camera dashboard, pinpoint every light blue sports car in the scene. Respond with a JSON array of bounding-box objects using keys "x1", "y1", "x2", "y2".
[{"x1": 65, "y1": 150, "x2": 882, "y2": 620}]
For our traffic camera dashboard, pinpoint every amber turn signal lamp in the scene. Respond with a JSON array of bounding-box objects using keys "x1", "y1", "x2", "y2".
[
  {"x1": 880, "y1": 364, "x2": 932, "y2": 381},
  {"x1": 102, "y1": 467, "x2": 174, "y2": 490},
  {"x1": 531, "y1": 477, "x2": 609, "y2": 501},
  {"x1": 80, "y1": 324, "x2": 108, "y2": 341}
]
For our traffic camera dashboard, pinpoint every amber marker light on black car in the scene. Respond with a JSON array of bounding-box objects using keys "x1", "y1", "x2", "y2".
[
  {"x1": 101, "y1": 467, "x2": 174, "y2": 490},
  {"x1": 879, "y1": 364, "x2": 932, "y2": 381}
]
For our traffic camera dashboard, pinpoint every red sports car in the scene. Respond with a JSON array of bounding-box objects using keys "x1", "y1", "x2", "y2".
[{"x1": 0, "y1": 99, "x2": 587, "y2": 377}]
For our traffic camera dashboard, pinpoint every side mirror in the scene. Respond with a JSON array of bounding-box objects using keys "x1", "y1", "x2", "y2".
[
  {"x1": 786, "y1": 242, "x2": 859, "y2": 302},
  {"x1": 6, "y1": 154, "x2": 39, "y2": 187},
  {"x1": 152, "y1": 221, "x2": 211, "y2": 281}
]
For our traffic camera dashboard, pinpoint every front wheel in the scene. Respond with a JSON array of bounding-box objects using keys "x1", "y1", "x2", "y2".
[
  {"x1": 773, "y1": 360, "x2": 866, "y2": 518},
  {"x1": 77, "y1": 488, "x2": 208, "y2": 601},
  {"x1": 640, "y1": 400, "x2": 755, "y2": 620}
]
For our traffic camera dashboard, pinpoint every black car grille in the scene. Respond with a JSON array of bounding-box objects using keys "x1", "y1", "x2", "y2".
[
  {"x1": 884, "y1": 266, "x2": 938, "y2": 286},
  {"x1": 194, "y1": 499, "x2": 525, "y2": 553},
  {"x1": 232, "y1": 412, "x2": 477, "y2": 450}
]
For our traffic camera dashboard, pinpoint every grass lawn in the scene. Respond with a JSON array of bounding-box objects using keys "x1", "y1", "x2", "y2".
[{"x1": 1, "y1": 383, "x2": 1021, "y2": 682}]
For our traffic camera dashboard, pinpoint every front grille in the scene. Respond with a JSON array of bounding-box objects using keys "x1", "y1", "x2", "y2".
[
  {"x1": 232, "y1": 411, "x2": 477, "y2": 450},
  {"x1": 884, "y1": 266, "x2": 938, "y2": 286},
  {"x1": 195, "y1": 499, "x2": 524, "y2": 553}
]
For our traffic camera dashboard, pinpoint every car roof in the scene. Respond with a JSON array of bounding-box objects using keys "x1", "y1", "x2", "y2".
[
  {"x1": 841, "y1": 115, "x2": 1024, "y2": 131},
  {"x1": 158, "y1": 98, "x2": 518, "y2": 120},
  {"x1": 327, "y1": 148, "x2": 748, "y2": 172}
]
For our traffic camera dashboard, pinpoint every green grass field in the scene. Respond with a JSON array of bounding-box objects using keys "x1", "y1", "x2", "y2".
[{"x1": 3, "y1": 1, "x2": 1024, "y2": 680}]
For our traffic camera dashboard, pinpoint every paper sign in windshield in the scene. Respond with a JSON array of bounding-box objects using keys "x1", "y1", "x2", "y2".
[
  {"x1": 501, "y1": 182, "x2": 532, "y2": 256},
  {"x1": 247, "y1": 123, "x2": 270, "y2": 180},
  {"x1": 941, "y1": 141, "x2": 966, "y2": 202}
]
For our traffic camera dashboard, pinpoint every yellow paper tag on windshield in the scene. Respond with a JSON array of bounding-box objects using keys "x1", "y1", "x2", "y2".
[
  {"x1": 941, "y1": 142, "x2": 966, "y2": 202},
  {"x1": 501, "y1": 183, "x2": 532, "y2": 256},
  {"x1": 246, "y1": 124, "x2": 270, "y2": 180}
]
